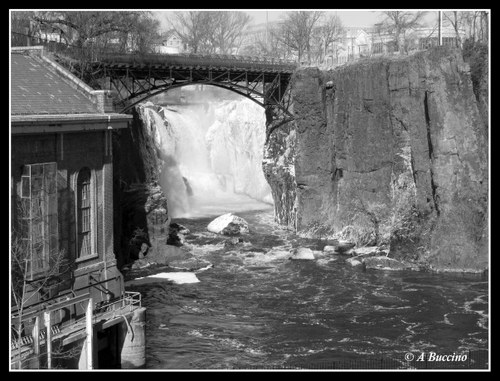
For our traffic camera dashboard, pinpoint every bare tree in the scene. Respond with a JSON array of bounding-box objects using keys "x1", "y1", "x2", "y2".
[
  {"x1": 277, "y1": 11, "x2": 323, "y2": 63},
  {"x1": 28, "y1": 11, "x2": 160, "y2": 50},
  {"x1": 370, "y1": 22, "x2": 386, "y2": 55},
  {"x1": 380, "y1": 11, "x2": 428, "y2": 54},
  {"x1": 239, "y1": 23, "x2": 293, "y2": 60},
  {"x1": 169, "y1": 11, "x2": 212, "y2": 53},
  {"x1": 12, "y1": 11, "x2": 162, "y2": 82},
  {"x1": 311, "y1": 13, "x2": 345, "y2": 65},
  {"x1": 470, "y1": 11, "x2": 489, "y2": 44},
  {"x1": 443, "y1": 11, "x2": 465, "y2": 47},
  {"x1": 208, "y1": 11, "x2": 251, "y2": 54},
  {"x1": 169, "y1": 11, "x2": 252, "y2": 55},
  {"x1": 441, "y1": 11, "x2": 488, "y2": 46},
  {"x1": 127, "y1": 14, "x2": 162, "y2": 53},
  {"x1": 11, "y1": 199, "x2": 72, "y2": 369}
]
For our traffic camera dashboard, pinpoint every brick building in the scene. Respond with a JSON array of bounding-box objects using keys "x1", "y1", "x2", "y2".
[{"x1": 10, "y1": 46, "x2": 144, "y2": 369}]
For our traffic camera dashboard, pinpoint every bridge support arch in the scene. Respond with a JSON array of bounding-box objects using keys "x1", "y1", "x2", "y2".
[{"x1": 87, "y1": 54, "x2": 296, "y2": 140}]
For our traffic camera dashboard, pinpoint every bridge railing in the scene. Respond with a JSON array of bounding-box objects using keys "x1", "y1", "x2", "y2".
[{"x1": 95, "y1": 51, "x2": 298, "y2": 71}]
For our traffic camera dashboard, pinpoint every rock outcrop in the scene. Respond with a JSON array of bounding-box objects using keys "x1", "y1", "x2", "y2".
[
  {"x1": 207, "y1": 213, "x2": 249, "y2": 235},
  {"x1": 264, "y1": 47, "x2": 488, "y2": 273},
  {"x1": 263, "y1": 122, "x2": 297, "y2": 229},
  {"x1": 167, "y1": 222, "x2": 190, "y2": 246},
  {"x1": 113, "y1": 103, "x2": 172, "y2": 268},
  {"x1": 130, "y1": 244, "x2": 211, "y2": 271}
]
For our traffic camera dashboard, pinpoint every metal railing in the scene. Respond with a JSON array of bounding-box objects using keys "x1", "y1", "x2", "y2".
[
  {"x1": 94, "y1": 291, "x2": 141, "y2": 314},
  {"x1": 10, "y1": 325, "x2": 61, "y2": 351},
  {"x1": 95, "y1": 51, "x2": 298, "y2": 70},
  {"x1": 11, "y1": 290, "x2": 142, "y2": 352}
]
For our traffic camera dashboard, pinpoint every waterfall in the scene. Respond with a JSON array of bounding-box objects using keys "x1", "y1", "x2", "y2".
[{"x1": 145, "y1": 93, "x2": 273, "y2": 218}]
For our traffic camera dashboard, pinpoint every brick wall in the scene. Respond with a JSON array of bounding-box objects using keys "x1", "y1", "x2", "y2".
[
  {"x1": 92, "y1": 90, "x2": 116, "y2": 113},
  {"x1": 11, "y1": 129, "x2": 122, "y2": 308}
]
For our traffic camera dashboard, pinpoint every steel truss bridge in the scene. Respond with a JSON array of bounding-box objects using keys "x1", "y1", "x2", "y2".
[{"x1": 84, "y1": 53, "x2": 298, "y2": 139}]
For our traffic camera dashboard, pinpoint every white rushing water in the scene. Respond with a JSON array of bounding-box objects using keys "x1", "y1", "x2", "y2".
[{"x1": 141, "y1": 93, "x2": 273, "y2": 218}]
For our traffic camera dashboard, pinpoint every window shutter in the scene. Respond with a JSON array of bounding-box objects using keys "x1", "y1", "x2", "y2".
[
  {"x1": 19, "y1": 162, "x2": 58, "y2": 280},
  {"x1": 77, "y1": 168, "x2": 93, "y2": 258},
  {"x1": 20, "y1": 165, "x2": 33, "y2": 279}
]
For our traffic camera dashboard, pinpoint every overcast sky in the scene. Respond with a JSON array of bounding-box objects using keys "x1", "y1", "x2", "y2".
[
  {"x1": 246, "y1": 10, "x2": 385, "y2": 27},
  {"x1": 156, "y1": 9, "x2": 441, "y2": 30}
]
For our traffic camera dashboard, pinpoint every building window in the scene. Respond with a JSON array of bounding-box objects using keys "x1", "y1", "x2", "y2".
[
  {"x1": 419, "y1": 37, "x2": 439, "y2": 50},
  {"x1": 372, "y1": 42, "x2": 383, "y2": 55},
  {"x1": 442, "y1": 37, "x2": 458, "y2": 47},
  {"x1": 76, "y1": 168, "x2": 94, "y2": 259},
  {"x1": 19, "y1": 163, "x2": 58, "y2": 279}
]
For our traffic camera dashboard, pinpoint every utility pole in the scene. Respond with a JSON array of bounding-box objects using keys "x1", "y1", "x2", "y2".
[{"x1": 438, "y1": 11, "x2": 443, "y2": 46}]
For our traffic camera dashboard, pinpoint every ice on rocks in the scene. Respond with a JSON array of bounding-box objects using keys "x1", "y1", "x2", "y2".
[{"x1": 125, "y1": 272, "x2": 200, "y2": 286}]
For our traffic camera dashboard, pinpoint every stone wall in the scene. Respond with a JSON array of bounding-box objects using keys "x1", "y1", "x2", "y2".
[{"x1": 264, "y1": 46, "x2": 488, "y2": 272}]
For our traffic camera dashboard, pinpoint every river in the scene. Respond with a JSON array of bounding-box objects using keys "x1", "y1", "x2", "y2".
[{"x1": 124, "y1": 204, "x2": 489, "y2": 370}]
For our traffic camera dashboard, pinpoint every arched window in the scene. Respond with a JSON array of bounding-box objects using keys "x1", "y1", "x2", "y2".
[{"x1": 76, "y1": 168, "x2": 93, "y2": 259}]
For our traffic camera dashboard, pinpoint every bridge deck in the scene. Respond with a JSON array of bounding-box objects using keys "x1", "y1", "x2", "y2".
[{"x1": 93, "y1": 52, "x2": 297, "y2": 74}]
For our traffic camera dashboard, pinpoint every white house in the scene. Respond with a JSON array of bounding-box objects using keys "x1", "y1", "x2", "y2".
[{"x1": 154, "y1": 30, "x2": 185, "y2": 54}]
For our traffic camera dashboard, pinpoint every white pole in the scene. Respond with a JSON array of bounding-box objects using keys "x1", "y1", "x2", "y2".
[
  {"x1": 32, "y1": 316, "x2": 40, "y2": 369},
  {"x1": 86, "y1": 298, "x2": 94, "y2": 369},
  {"x1": 438, "y1": 11, "x2": 443, "y2": 46},
  {"x1": 44, "y1": 312, "x2": 52, "y2": 369},
  {"x1": 266, "y1": 11, "x2": 269, "y2": 47}
]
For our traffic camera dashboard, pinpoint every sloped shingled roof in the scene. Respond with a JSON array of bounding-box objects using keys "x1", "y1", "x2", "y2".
[{"x1": 11, "y1": 52, "x2": 100, "y2": 116}]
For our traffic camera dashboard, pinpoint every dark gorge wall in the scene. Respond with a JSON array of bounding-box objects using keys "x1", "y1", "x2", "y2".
[
  {"x1": 264, "y1": 47, "x2": 488, "y2": 272},
  {"x1": 113, "y1": 104, "x2": 170, "y2": 268}
]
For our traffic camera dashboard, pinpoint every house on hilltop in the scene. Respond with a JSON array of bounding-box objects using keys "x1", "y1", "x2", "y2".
[
  {"x1": 154, "y1": 29, "x2": 186, "y2": 54},
  {"x1": 10, "y1": 46, "x2": 145, "y2": 370}
]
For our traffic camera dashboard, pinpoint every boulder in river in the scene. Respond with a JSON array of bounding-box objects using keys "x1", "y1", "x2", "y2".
[
  {"x1": 323, "y1": 240, "x2": 356, "y2": 255},
  {"x1": 224, "y1": 236, "x2": 246, "y2": 247},
  {"x1": 346, "y1": 257, "x2": 364, "y2": 267},
  {"x1": 289, "y1": 247, "x2": 315, "y2": 260},
  {"x1": 351, "y1": 246, "x2": 386, "y2": 258},
  {"x1": 323, "y1": 245, "x2": 338, "y2": 253},
  {"x1": 207, "y1": 213, "x2": 249, "y2": 235},
  {"x1": 335, "y1": 240, "x2": 356, "y2": 253}
]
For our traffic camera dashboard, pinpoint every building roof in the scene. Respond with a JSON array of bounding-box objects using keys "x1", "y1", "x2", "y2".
[
  {"x1": 345, "y1": 28, "x2": 369, "y2": 39},
  {"x1": 11, "y1": 49, "x2": 100, "y2": 116}
]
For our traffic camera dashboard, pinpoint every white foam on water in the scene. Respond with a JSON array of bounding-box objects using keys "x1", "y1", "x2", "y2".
[
  {"x1": 194, "y1": 264, "x2": 215, "y2": 273},
  {"x1": 126, "y1": 272, "x2": 200, "y2": 286},
  {"x1": 442, "y1": 313, "x2": 454, "y2": 325},
  {"x1": 462, "y1": 295, "x2": 489, "y2": 330}
]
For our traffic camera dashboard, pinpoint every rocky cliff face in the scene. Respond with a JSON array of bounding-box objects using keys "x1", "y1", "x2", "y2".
[
  {"x1": 263, "y1": 122, "x2": 297, "y2": 229},
  {"x1": 113, "y1": 104, "x2": 171, "y2": 268},
  {"x1": 264, "y1": 47, "x2": 488, "y2": 272}
]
